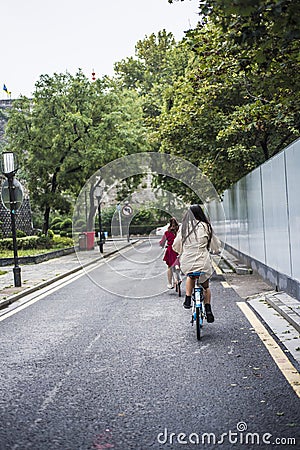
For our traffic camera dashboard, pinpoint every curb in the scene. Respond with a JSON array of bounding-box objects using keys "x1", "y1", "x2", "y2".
[
  {"x1": 0, "y1": 240, "x2": 140, "y2": 311},
  {"x1": 265, "y1": 293, "x2": 300, "y2": 334},
  {"x1": 221, "y1": 249, "x2": 253, "y2": 275}
]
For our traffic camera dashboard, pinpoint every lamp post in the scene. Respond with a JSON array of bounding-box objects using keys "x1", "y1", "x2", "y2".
[
  {"x1": 95, "y1": 186, "x2": 104, "y2": 253},
  {"x1": 1, "y1": 152, "x2": 21, "y2": 287},
  {"x1": 116, "y1": 204, "x2": 123, "y2": 238}
]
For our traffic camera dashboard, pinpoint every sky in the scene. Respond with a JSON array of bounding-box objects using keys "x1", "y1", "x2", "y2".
[{"x1": 1, "y1": 0, "x2": 200, "y2": 99}]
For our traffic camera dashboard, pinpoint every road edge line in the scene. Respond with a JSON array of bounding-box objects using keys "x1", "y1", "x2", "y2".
[
  {"x1": 0, "y1": 239, "x2": 143, "y2": 310},
  {"x1": 237, "y1": 301, "x2": 300, "y2": 398}
]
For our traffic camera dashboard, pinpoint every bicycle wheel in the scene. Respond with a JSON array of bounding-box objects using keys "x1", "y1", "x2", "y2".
[
  {"x1": 173, "y1": 267, "x2": 181, "y2": 297},
  {"x1": 177, "y1": 280, "x2": 182, "y2": 297},
  {"x1": 175, "y1": 271, "x2": 182, "y2": 297},
  {"x1": 196, "y1": 306, "x2": 201, "y2": 340}
]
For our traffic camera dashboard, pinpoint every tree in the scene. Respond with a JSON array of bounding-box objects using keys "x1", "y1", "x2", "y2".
[
  {"x1": 114, "y1": 29, "x2": 190, "y2": 135},
  {"x1": 156, "y1": 15, "x2": 300, "y2": 192},
  {"x1": 5, "y1": 71, "x2": 149, "y2": 233}
]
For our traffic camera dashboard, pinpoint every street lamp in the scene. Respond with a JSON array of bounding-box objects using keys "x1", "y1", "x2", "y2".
[
  {"x1": 1, "y1": 152, "x2": 21, "y2": 287},
  {"x1": 95, "y1": 186, "x2": 105, "y2": 253}
]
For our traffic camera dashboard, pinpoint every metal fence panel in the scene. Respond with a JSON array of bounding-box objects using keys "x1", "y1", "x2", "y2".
[
  {"x1": 219, "y1": 138, "x2": 300, "y2": 283},
  {"x1": 236, "y1": 177, "x2": 250, "y2": 255},
  {"x1": 261, "y1": 152, "x2": 291, "y2": 275},
  {"x1": 285, "y1": 141, "x2": 300, "y2": 280},
  {"x1": 246, "y1": 167, "x2": 266, "y2": 263}
]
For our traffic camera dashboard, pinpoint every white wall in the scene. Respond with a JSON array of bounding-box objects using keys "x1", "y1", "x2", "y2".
[{"x1": 209, "y1": 138, "x2": 300, "y2": 284}]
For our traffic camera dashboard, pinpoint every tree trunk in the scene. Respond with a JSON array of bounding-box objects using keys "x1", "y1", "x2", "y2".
[
  {"x1": 87, "y1": 188, "x2": 96, "y2": 231},
  {"x1": 260, "y1": 135, "x2": 269, "y2": 161},
  {"x1": 43, "y1": 205, "x2": 51, "y2": 235},
  {"x1": 43, "y1": 167, "x2": 59, "y2": 235}
]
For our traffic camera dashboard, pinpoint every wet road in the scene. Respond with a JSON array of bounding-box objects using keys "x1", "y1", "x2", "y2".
[{"x1": 0, "y1": 241, "x2": 299, "y2": 449}]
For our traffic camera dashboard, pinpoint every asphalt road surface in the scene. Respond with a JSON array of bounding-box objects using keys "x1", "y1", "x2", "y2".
[{"x1": 0, "y1": 241, "x2": 299, "y2": 449}]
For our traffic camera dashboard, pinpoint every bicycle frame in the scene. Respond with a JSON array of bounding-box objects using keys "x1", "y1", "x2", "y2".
[
  {"x1": 172, "y1": 263, "x2": 182, "y2": 297},
  {"x1": 189, "y1": 273, "x2": 206, "y2": 340}
]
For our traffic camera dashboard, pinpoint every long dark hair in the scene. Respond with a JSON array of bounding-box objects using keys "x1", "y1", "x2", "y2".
[
  {"x1": 181, "y1": 204, "x2": 212, "y2": 249},
  {"x1": 168, "y1": 217, "x2": 179, "y2": 235}
]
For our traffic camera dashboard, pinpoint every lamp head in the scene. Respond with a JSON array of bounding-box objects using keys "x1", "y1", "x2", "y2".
[{"x1": 1, "y1": 152, "x2": 17, "y2": 176}]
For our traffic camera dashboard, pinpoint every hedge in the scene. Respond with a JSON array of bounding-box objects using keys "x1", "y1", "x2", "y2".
[{"x1": 0, "y1": 234, "x2": 74, "y2": 251}]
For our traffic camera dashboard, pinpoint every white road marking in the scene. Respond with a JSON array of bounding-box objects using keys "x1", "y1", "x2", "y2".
[
  {"x1": 85, "y1": 333, "x2": 102, "y2": 352},
  {"x1": 0, "y1": 246, "x2": 134, "y2": 322}
]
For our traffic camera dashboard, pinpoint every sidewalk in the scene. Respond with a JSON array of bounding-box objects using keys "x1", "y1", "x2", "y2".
[
  {"x1": 220, "y1": 250, "x2": 300, "y2": 329},
  {"x1": 219, "y1": 250, "x2": 300, "y2": 367},
  {"x1": 264, "y1": 291, "x2": 300, "y2": 333},
  {"x1": 0, "y1": 239, "x2": 137, "y2": 309}
]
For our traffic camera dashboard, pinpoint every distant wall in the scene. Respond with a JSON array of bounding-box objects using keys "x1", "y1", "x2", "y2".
[
  {"x1": 208, "y1": 138, "x2": 300, "y2": 300},
  {"x1": 0, "y1": 198, "x2": 34, "y2": 237}
]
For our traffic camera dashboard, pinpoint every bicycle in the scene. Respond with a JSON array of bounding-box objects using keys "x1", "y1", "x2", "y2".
[
  {"x1": 172, "y1": 260, "x2": 182, "y2": 297},
  {"x1": 188, "y1": 271, "x2": 206, "y2": 340}
]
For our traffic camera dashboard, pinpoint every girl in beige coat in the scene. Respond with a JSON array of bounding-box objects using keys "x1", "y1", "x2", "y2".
[{"x1": 173, "y1": 204, "x2": 221, "y2": 322}]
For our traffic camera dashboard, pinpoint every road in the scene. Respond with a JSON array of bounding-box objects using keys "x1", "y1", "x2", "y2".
[{"x1": 0, "y1": 241, "x2": 299, "y2": 449}]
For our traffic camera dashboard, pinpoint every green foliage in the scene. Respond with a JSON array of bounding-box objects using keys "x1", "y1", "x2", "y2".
[
  {"x1": 3, "y1": 0, "x2": 300, "y2": 220},
  {"x1": 36, "y1": 234, "x2": 53, "y2": 249},
  {"x1": 152, "y1": 15, "x2": 299, "y2": 192},
  {"x1": 98, "y1": 205, "x2": 168, "y2": 236},
  {"x1": 47, "y1": 229, "x2": 55, "y2": 239},
  {"x1": 101, "y1": 206, "x2": 117, "y2": 231},
  {"x1": 5, "y1": 71, "x2": 149, "y2": 234},
  {"x1": 112, "y1": 4, "x2": 297, "y2": 194},
  {"x1": 60, "y1": 218, "x2": 72, "y2": 230},
  {"x1": 0, "y1": 236, "x2": 39, "y2": 251},
  {"x1": 52, "y1": 235, "x2": 74, "y2": 248},
  {"x1": 16, "y1": 230, "x2": 27, "y2": 238},
  {"x1": 50, "y1": 217, "x2": 63, "y2": 228},
  {"x1": 114, "y1": 29, "x2": 188, "y2": 151},
  {"x1": 131, "y1": 209, "x2": 154, "y2": 225},
  {"x1": 0, "y1": 233, "x2": 73, "y2": 253}
]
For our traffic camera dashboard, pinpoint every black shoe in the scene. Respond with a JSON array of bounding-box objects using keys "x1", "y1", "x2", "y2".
[
  {"x1": 205, "y1": 303, "x2": 215, "y2": 323},
  {"x1": 183, "y1": 296, "x2": 192, "y2": 309}
]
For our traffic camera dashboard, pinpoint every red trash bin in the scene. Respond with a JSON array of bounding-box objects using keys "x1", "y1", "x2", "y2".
[{"x1": 85, "y1": 231, "x2": 95, "y2": 250}]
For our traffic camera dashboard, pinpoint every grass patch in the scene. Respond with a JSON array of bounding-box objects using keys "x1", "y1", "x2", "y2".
[
  {"x1": 0, "y1": 246, "x2": 73, "y2": 258},
  {"x1": 0, "y1": 270, "x2": 8, "y2": 275}
]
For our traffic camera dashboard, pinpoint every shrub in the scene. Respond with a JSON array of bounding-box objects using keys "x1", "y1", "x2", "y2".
[
  {"x1": 60, "y1": 218, "x2": 72, "y2": 230},
  {"x1": 52, "y1": 235, "x2": 74, "y2": 248},
  {"x1": 47, "y1": 229, "x2": 55, "y2": 239},
  {"x1": 21, "y1": 237, "x2": 40, "y2": 250},
  {"x1": 16, "y1": 230, "x2": 27, "y2": 238},
  {"x1": 0, "y1": 236, "x2": 39, "y2": 251},
  {"x1": 36, "y1": 235, "x2": 52, "y2": 249},
  {"x1": 50, "y1": 217, "x2": 63, "y2": 228},
  {"x1": 60, "y1": 230, "x2": 72, "y2": 238},
  {"x1": 0, "y1": 233, "x2": 73, "y2": 253}
]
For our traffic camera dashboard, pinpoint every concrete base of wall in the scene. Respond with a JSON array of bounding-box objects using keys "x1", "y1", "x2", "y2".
[{"x1": 225, "y1": 243, "x2": 300, "y2": 301}]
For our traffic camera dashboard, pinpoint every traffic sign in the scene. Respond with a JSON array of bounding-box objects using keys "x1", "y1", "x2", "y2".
[
  {"x1": 1, "y1": 178, "x2": 23, "y2": 212},
  {"x1": 122, "y1": 204, "x2": 133, "y2": 217}
]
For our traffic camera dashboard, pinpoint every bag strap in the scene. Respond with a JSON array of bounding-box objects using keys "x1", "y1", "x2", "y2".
[{"x1": 181, "y1": 221, "x2": 201, "y2": 245}]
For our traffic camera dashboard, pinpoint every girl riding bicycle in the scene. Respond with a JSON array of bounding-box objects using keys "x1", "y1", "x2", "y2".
[
  {"x1": 159, "y1": 217, "x2": 180, "y2": 289},
  {"x1": 172, "y1": 204, "x2": 221, "y2": 322}
]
